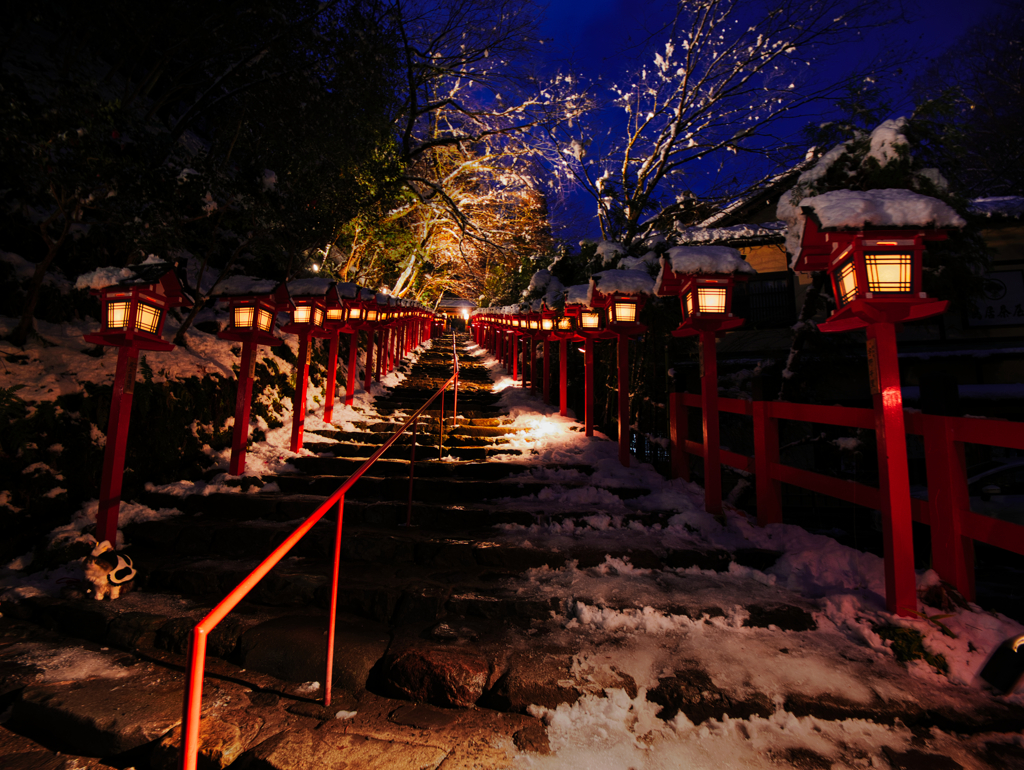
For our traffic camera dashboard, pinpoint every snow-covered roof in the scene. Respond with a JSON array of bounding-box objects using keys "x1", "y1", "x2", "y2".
[
  {"x1": 524, "y1": 269, "x2": 567, "y2": 310},
  {"x1": 969, "y1": 196, "x2": 1024, "y2": 220},
  {"x1": 74, "y1": 256, "x2": 173, "y2": 291},
  {"x1": 210, "y1": 276, "x2": 280, "y2": 297},
  {"x1": 674, "y1": 222, "x2": 787, "y2": 247},
  {"x1": 436, "y1": 296, "x2": 477, "y2": 310},
  {"x1": 591, "y1": 269, "x2": 656, "y2": 298},
  {"x1": 565, "y1": 283, "x2": 590, "y2": 306},
  {"x1": 335, "y1": 281, "x2": 359, "y2": 300},
  {"x1": 799, "y1": 189, "x2": 966, "y2": 231},
  {"x1": 285, "y1": 277, "x2": 334, "y2": 297},
  {"x1": 664, "y1": 246, "x2": 756, "y2": 276}
]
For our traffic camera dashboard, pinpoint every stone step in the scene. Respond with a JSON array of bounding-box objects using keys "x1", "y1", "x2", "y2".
[
  {"x1": 264, "y1": 473, "x2": 650, "y2": 503},
  {"x1": 288, "y1": 456, "x2": 585, "y2": 480}
]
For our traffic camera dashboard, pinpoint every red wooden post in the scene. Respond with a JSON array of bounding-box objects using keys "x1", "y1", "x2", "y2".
[
  {"x1": 584, "y1": 336, "x2": 595, "y2": 437},
  {"x1": 752, "y1": 399, "x2": 782, "y2": 526},
  {"x1": 323, "y1": 331, "x2": 340, "y2": 424},
  {"x1": 700, "y1": 329, "x2": 722, "y2": 515},
  {"x1": 345, "y1": 331, "x2": 359, "y2": 406},
  {"x1": 228, "y1": 340, "x2": 258, "y2": 476},
  {"x1": 668, "y1": 392, "x2": 690, "y2": 481},
  {"x1": 363, "y1": 329, "x2": 375, "y2": 392},
  {"x1": 923, "y1": 415, "x2": 975, "y2": 599},
  {"x1": 559, "y1": 339, "x2": 568, "y2": 417},
  {"x1": 617, "y1": 332, "x2": 630, "y2": 466},
  {"x1": 290, "y1": 334, "x2": 313, "y2": 452},
  {"x1": 543, "y1": 338, "x2": 550, "y2": 404},
  {"x1": 512, "y1": 334, "x2": 520, "y2": 381},
  {"x1": 866, "y1": 322, "x2": 917, "y2": 616},
  {"x1": 96, "y1": 345, "x2": 140, "y2": 545},
  {"x1": 374, "y1": 329, "x2": 383, "y2": 382}
]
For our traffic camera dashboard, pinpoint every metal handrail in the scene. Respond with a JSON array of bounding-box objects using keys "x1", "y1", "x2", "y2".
[{"x1": 179, "y1": 340, "x2": 460, "y2": 770}]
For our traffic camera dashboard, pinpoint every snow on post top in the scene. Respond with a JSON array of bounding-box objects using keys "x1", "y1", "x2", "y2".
[
  {"x1": 663, "y1": 245, "x2": 756, "y2": 276},
  {"x1": 591, "y1": 269, "x2": 656, "y2": 300},
  {"x1": 74, "y1": 256, "x2": 172, "y2": 291},
  {"x1": 285, "y1": 277, "x2": 334, "y2": 297},
  {"x1": 210, "y1": 276, "x2": 279, "y2": 297},
  {"x1": 799, "y1": 188, "x2": 966, "y2": 231}
]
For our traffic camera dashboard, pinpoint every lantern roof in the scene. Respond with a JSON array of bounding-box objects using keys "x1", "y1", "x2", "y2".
[
  {"x1": 75, "y1": 257, "x2": 193, "y2": 307},
  {"x1": 799, "y1": 188, "x2": 966, "y2": 233},
  {"x1": 334, "y1": 281, "x2": 360, "y2": 300},
  {"x1": 662, "y1": 245, "x2": 754, "y2": 277},
  {"x1": 285, "y1": 277, "x2": 334, "y2": 298},
  {"x1": 210, "y1": 275, "x2": 280, "y2": 297},
  {"x1": 564, "y1": 283, "x2": 591, "y2": 307}
]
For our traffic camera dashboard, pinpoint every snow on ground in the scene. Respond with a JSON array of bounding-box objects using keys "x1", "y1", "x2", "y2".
[{"x1": 465, "y1": 341, "x2": 1024, "y2": 768}]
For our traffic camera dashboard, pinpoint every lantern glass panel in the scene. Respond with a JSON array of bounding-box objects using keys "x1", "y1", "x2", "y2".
[
  {"x1": 696, "y1": 287, "x2": 727, "y2": 314},
  {"x1": 326, "y1": 307, "x2": 344, "y2": 321},
  {"x1": 135, "y1": 303, "x2": 161, "y2": 334},
  {"x1": 293, "y1": 306, "x2": 312, "y2": 324},
  {"x1": 107, "y1": 300, "x2": 131, "y2": 330},
  {"x1": 365, "y1": 308, "x2": 378, "y2": 322},
  {"x1": 542, "y1": 318, "x2": 553, "y2": 331},
  {"x1": 581, "y1": 311, "x2": 600, "y2": 329},
  {"x1": 529, "y1": 319, "x2": 539, "y2": 330},
  {"x1": 313, "y1": 307, "x2": 324, "y2": 326},
  {"x1": 684, "y1": 291, "x2": 694, "y2": 318},
  {"x1": 835, "y1": 258, "x2": 859, "y2": 306},
  {"x1": 234, "y1": 306, "x2": 255, "y2": 329},
  {"x1": 348, "y1": 307, "x2": 362, "y2": 320},
  {"x1": 257, "y1": 308, "x2": 274, "y2": 332},
  {"x1": 613, "y1": 301, "x2": 636, "y2": 323},
  {"x1": 865, "y1": 252, "x2": 912, "y2": 293},
  {"x1": 557, "y1": 316, "x2": 573, "y2": 331}
]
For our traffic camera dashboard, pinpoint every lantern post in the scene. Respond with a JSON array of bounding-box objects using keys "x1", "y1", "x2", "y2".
[
  {"x1": 657, "y1": 247, "x2": 753, "y2": 514},
  {"x1": 551, "y1": 314, "x2": 576, "y2": 417},
  {"x1": 794, "y1": 189, "x2": 964, "y2": 615},
  {"x1": 213, "y1": 279, "x2": 289, "y2": 475},
  {"x1": 281, "y1": 279, "x2": 330, "y2": 453},
  {"x1": 565, "y1": 284, "x2": 609, "y2": 438},
  {"x1": 591, "y1": 270, "x2": 653, "y2": 467},
  {"x1": 320, "y1": 282, "x2": 363, "y2": 422},
  {"x1": 80, "y1": 259, "x2": 192, "y2": 545},
  {"x1": 359, "y1": 291, "x2": 380, "y2": 392}
]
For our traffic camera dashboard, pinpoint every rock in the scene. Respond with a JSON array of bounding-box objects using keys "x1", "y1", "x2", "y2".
[
  {"x1": 512, "y1": 722, "x2": 551, "y2": 754},
  {"x1": 239, "y1": 614, "x2": 389, "y2": 691},
  {"x1": 236, "y1": 726, "x2": 447, "y2": 770},
  {"x1": 107, "y1": 611, "x2": 168, "y2": 651},
  {"x1": 480, "y1": 647, "x2": 610, "y2": 713},
  {"x1": 743, "y1": 603, "x2": 817, "y2": 632},
  {"x1": 10, "y1": 667, "x2": 182, "y2": 756},
  {"x1": 152, "y1": 710, "x2": 254, "y2": 770},
  {"x1": 647, "y1": 666, "x2": 773, "y2": 724},
  {"x1": 378, "y1": 643, "x2": 490, "y2": 708}
]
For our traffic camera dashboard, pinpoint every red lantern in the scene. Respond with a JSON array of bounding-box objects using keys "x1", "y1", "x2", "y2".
[{"x1": 80, "y1": 259, "x2": 193, "y2": 545}]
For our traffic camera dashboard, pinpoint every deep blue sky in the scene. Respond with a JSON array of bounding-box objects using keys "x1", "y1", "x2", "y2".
[{"x1": 535, "y1": 0, "x2": 1006, "y2": 240}]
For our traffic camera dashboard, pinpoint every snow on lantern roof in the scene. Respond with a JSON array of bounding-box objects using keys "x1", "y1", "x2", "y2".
[
  {"x1": 75, "y1": 255, "x2": 176, "y2": 292},
  {"x1": 591, "y1": 269, "x2": 655, "y2": 300},
  {"x1": 565, "y1": 283, "x2": 590, "y2": 307},
  {"x1": 334, "y1": 281, "x2": 360, "y2": 300},
  {"x1": 799, "y1": 188, "x2": 966, "y2": 232},
  {"x1": 210, "y1": 276, "x2": 280, "y2": 297},
  {"x1": 358, "y1": 288, "x2": 376, "y2": 301},
  {"x1": 969, "y1": 196, "x2": 1024, "y2": 219},
  {"x1": 663, "y1": 245, "x2": 756, "y2": 276},
  {"x1": 285, "y1": 277, "x2": 334, "y2": 297}
]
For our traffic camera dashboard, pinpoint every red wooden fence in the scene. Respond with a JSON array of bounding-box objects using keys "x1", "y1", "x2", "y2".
[{"x1": 669, "y1": 392, "x2": 1024, "y2": 604}]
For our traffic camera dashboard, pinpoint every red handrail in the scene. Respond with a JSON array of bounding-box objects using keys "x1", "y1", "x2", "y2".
[{"x1": 179, "y1": 340, "x2": 459, "y2": 770}]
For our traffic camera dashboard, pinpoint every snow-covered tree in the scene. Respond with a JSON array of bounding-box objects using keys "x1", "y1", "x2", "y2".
[{"x1": 554, "y1": 0, "x2": 907, "y2": 247}]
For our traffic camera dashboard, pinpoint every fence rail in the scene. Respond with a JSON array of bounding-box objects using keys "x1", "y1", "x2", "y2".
[
  {"x1": 670, "y1": 392, "x2": 1024, "y2": 604},
  {"x1": 179, "y1": 337, "x2": 460, "y2": 770}
]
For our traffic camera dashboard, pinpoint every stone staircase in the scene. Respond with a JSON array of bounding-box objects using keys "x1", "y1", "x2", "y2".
[{"x1": 3, "y1": 334, "x2": 1023, "y2": 770}]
